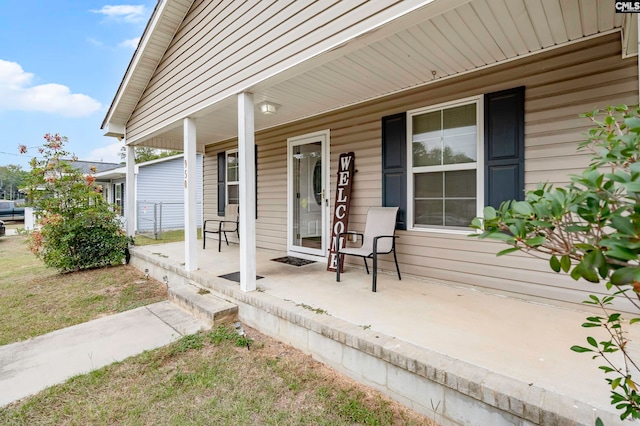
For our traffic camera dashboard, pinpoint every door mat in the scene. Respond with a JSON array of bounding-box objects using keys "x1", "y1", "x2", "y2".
[
  {"x1": 271, "y1": 256, "x2": 316, "y2": 267},
  {"x1": 218, "y1": 272, "x2": 264, "y2": 283}
]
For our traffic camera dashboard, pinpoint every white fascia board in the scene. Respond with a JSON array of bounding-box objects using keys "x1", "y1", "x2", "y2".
[
  {"x1": 101, "y1": 0, "x2": 191, "y2": 130},
  {"x1": 136, "y1": 153, "x2": 185, "y2": 168},
  {"x1": 94, "y1": 167, "x2": 127, "y2": 180}
]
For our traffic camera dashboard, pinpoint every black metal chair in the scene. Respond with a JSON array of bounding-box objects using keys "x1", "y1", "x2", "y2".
[
  {"x1": 203, "y1": 204, "x2": 239, "y2": 251},
  {"x1": 336, "y1": 206, "x2": 401, "y2": 292}
]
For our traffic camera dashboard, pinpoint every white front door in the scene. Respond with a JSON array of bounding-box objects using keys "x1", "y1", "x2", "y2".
[{"x1": 287, "y1": 130, "x2": 330, "y2": 259}]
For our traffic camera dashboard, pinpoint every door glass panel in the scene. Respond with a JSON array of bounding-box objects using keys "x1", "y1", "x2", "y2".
[{"x1": 292, "y1": 141, "x2": 323, "y2": 251}]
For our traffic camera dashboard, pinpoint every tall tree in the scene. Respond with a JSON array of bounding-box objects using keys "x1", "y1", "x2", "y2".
[
  {"x1": 0, "y1": 164, "x2": 28, "y2": 200},
  {"x1": 118, "y1": 146, "x2": 181, "y2": 164}
]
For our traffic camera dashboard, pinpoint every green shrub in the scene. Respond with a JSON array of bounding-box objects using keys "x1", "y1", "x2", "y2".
[
  {"x1": 21, "y1": 133, "x2": 130, "y2": 272},
  {"x1": 471, "y1": 105, "x2": 640, "y2": 420}
]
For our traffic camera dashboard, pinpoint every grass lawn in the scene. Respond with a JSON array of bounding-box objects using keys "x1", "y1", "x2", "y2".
[
  {"x1": 133, "y1": 228, "x2": 202, "y2": 246},
  {"x1": 0, "y1": 235, "x2": 167, "y2": 345},
  {"x1": 0, "y1": 233, "x2": 437, "y2": 425},
  {"x1": 0, "y1": 325, "x2": 436, "y2": 425}
]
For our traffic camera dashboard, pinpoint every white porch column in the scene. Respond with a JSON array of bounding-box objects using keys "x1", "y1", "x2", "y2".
[
  {"x1": 238, "y1": 92, "x2": 256, "y2": 292},
  {"x1": 184, "y1": 117, "x2": 198, "y2": 272},
  {"x1": 125, "y1": 143, "x2": 136, "y2": 237}
]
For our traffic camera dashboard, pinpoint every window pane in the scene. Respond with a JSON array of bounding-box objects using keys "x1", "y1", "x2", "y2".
[
  {"x1": 445, "y1": 170, "x2": 476, "y2": 197},
  {"x1": 415, "y1": 200, "x2": 443, "y2": 226},
  {"x1": 227, "y1": 153, "x2": 238, "y2": 182},
  {"x1": 413, "y1": 139, "x2": 442, "y2": 167},
  {"x1": 443, "y1": 104, "x2": 476, "y2": 164},
  {"x1": 228, "y1": 184, "x2": 239, "y2": 205},
  {"x1": 443, "y1": 104, "x2": 475, "y2": 131},
  {"x1": 227, "y1": 152, "x2": 238, "y2": 165},
  {"x1": 413, "y1": 110, "x2": 441, "y2": 135},
  {"x1": 443, "y1": 133, "x2": 476, "y2": 164},
  {"x1": 444, "y1": 200, "x2": 476, "y2": 227},
  {"x1": 413, "y1": 111, "x2": 442, "y2": 167},
  {"x1": 414, "y1": 172, "x2": 442, "y2": 198}
]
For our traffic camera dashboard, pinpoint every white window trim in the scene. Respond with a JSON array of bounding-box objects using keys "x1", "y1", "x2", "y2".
[
  {"x1": 226, "y1": 149, "x2": 239, "y2": 206},
  {"x1": 406, "y1": 95, "x2": 484, "y2": 234},
  {"x1": 113, "y1": 182, "x2": 124, "y2": 217}
]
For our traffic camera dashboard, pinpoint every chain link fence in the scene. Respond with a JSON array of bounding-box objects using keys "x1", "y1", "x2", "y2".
[{"x1": 136, "y1": 201, "x2": 202, "y2": 239}]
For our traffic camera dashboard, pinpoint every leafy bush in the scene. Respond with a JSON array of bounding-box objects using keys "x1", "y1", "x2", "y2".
[
  {"x1": 21, "y1": 133, "x2": 130, "y2": 273},
  {"x1": 471, "y1": 105, "x2": 640, "y2": 420}
]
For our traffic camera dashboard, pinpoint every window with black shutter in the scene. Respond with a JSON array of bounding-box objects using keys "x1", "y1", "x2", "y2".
[
  {"x1": 217, "y1": 152, "x2": 226, "y2": 216},
  {"x1": 218, "y1": 147, "x2": 259, "y2": 219},
  {"x1": 383, "y1": 86, "x2": 524, "y2": 230},
  {"x1": 382, "y1": 113, "x2": 407, "y2": 230},
  {"x1": 484, "y1": 86, "x2": 525, "y2": 208}
]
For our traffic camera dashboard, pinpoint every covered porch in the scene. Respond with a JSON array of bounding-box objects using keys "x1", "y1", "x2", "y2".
[
  {"x1": 129, "y1": 240, "x2": 635, "y2": 424},
  {"x1": 101, "y1": 0, "x2": 640, "y2": 304},
  {"x1": 102, "y1": 2, "x2": 640, "y2": 422}
]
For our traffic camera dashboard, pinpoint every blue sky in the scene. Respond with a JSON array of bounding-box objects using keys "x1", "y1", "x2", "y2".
[{"x1": 0, "y1": 1, "x2": 155, "y2": 169}]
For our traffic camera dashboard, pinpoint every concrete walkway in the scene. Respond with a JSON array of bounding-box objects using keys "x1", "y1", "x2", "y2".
[{"x1": 0, "y1": 301, "x2": 209, "y2": 407}]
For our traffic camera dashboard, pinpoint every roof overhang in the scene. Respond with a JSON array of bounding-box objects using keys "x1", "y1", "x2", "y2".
[
  {"x1": 103, "y1": 0, "x2": 639, "y2": 150},
  {"x1": 103, "y1": 122, "x2": 126, "y2": 139},
  {"x1": 95, "y1": 166, "x2": 126, "y2": 180},
  {"x1": 101, "y1": 0, "x2": 195, "y2": 136}
]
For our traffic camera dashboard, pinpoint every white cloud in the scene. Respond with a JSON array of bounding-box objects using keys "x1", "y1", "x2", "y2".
[
  {"x1": 87, "y1": 37, "x2": 105, "y2": 48},
  {"x1": 119, "y1": 37, "x2": 140, "y2": 49},
  {"x1": 92, "y1": 5, "x2": 146, "y2": 23},
  {"x1": 88, "y1": 141, "x2": 124, "y2": 164},
  {"x1": 0, "y1": 59, "x2": 102, "y2": 117}
]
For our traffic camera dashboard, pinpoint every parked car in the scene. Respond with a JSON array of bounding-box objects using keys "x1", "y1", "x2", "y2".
[
  {"x1": 0, "y1": 220, "x2": 5, "y2": 237},
  {"x1": 0, "y1": 200, "x2": 25, "y2": 221}
]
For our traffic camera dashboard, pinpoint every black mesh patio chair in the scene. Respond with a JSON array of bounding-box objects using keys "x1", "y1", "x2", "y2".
[
  {"x1": 336, "y1": 206, "x2": 401, "y2": 292},
  {"x1": 203, "y1": 204, "x2": 239, "y2": 251}
]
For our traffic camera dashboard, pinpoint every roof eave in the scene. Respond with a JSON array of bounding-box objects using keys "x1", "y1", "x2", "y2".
[{"x1": 101, "y1": 0, "x2": 194, "y2": 134}]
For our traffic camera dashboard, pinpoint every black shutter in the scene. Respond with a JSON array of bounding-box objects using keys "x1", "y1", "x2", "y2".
[
  {"x1": 382, "y1": 113, "x2": 407, "y2": 230},
  {"x1": 217, "y1": 152, "x2": 226, "y2": 216},
  {"x1": 484, "y1": 87, "x2": 525, "y2": 208}
]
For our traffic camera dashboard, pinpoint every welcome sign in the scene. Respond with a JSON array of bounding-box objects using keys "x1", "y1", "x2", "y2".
[{"x1": 327, "y1": 152, "x2": 355, "y2": 272}]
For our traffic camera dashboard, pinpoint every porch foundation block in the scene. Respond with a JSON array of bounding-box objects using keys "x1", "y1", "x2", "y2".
[{"x1": 129, "y1": 246, "x2": 619, "y2": 426}]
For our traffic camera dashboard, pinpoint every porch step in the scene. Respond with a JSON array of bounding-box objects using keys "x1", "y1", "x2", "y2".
[{"x1": 168, "y1": 284, "x2": 238, "y2": 327}]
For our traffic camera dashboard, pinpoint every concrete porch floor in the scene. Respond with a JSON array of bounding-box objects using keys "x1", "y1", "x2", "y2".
[{"x1": 130, "y1": 240, "x2": 637, "y2": 425}]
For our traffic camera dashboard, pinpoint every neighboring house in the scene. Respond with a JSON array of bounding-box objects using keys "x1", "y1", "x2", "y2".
[
  {"x1": 42, "y1": 159, "x2": 120, "y2": 178},
  {"x1": 95, "y1": 154, "x2": 203, "y2": 233},
  {"x1": 71, "y1": 160, "x2": 121, "y2": 175},
  {"x1": 70, "y1": 160, "x2": 121, "y2": 209},
  {"x1": 101, "y1": 1, "x2": 639, "y2": 312},
  {"x1": 19, "y1": 160, "x2": 120, "y2": 226}
]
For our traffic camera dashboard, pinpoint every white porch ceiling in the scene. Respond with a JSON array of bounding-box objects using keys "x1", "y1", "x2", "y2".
[{"x1": 129, "y1": 0, "x2": 636, "y2": 150}]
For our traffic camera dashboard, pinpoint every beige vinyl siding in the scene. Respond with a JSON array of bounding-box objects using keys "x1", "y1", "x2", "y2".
[{"x1": 202, "y1": 33, "x2": 637, "y2": 311}]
